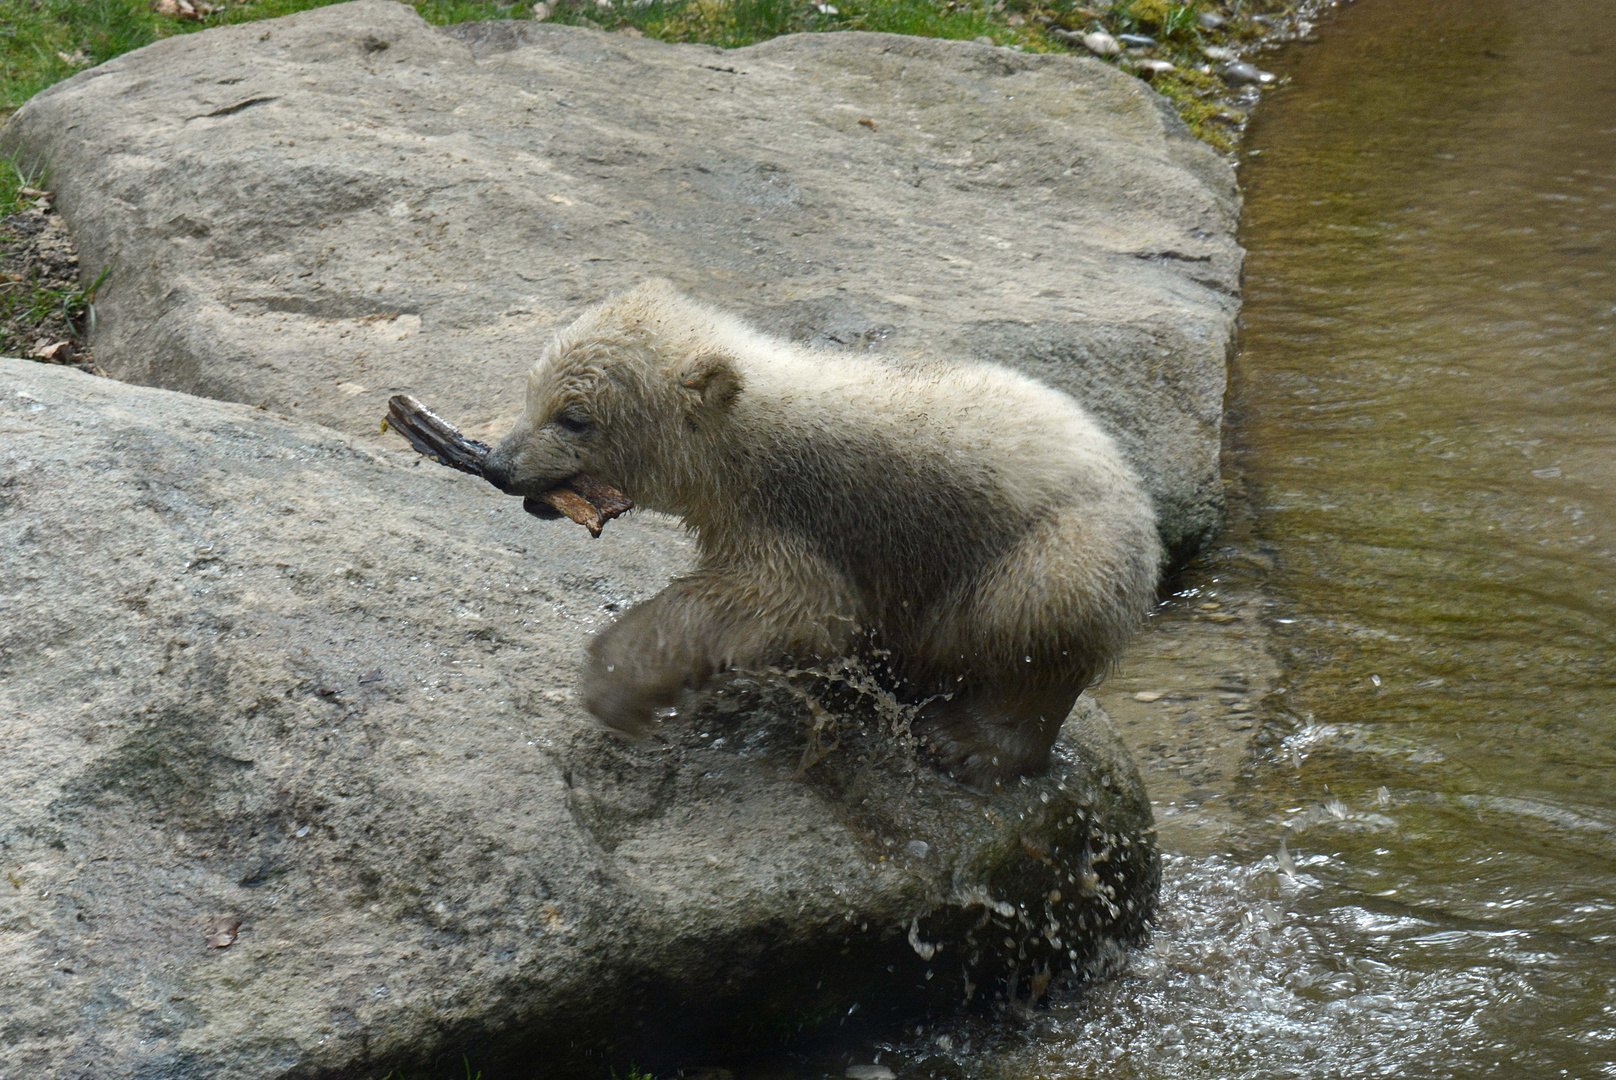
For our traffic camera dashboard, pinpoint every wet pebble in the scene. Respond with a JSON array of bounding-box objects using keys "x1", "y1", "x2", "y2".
[
  {"x1": 1117, "y1": 33, "x2": 1157, "y2": 48},
  {"x1": 1203, "y1": 44, "x2": 1237, "y2": 61},
  {"x1": 1136, "y1": 58, "x2": 1176, "y2": 77},
  {"x1": 1220, "y1": 61, "x2": 1276, "y2": 86},
  {"x1": 1197, "y1": 11, "x2": 1226, "y2": 30}
]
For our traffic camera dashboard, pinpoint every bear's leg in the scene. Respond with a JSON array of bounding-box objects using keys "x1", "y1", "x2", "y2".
[
  {"x1": 583, "y1": 566, "x2": 857, "y2": 736},
  {"x1": 911, "y1": 683, "x2": 1081, "y2": 790}
]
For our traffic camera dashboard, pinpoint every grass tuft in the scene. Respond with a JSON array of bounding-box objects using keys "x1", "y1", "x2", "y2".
[{"x1": 0, "y1": 154, "x2": 46, "y2": 216}]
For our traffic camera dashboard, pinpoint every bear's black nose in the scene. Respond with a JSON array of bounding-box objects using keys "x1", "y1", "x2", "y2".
[{"x1": 481, "y1": 456, "x2": 513, "y2": 493}]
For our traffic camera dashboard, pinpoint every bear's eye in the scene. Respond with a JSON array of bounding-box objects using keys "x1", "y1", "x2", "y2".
[{"x1": 554, "y1": 412, "x2": 595, "y2": 435}]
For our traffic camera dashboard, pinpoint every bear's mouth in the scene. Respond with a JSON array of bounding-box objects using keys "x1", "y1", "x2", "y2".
[
  {"x1": 520, "y1": 476, "x2": 634, "y2": 537},
  {"x1": 496, "y1": 471, "x2": 580, "y2": 499}
]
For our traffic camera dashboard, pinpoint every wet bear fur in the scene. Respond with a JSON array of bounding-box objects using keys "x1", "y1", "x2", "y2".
[{"x1": 485, "y1": 281, "x2": 1162, "y2": 787}]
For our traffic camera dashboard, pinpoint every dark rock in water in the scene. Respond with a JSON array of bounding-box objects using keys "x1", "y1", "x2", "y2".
[
  {"x1": 0, "y1": 359, "x2": 1159, "y2": 1079},
  {"x1": 0, "y1": 0, "x2": 1241, "y2": 564},
  {"x1": 1219, "y1": 60, "x2": 1276, "y2": 86}
]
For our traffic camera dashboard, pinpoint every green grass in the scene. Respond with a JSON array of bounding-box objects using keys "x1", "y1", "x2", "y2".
[
  {"x1": 0, "y1": 0, "x2": 538, "y2": 116},
  {"x1": 0, "y1": 152, "x2": 45, "y2": 215},
  {"x1": 0, "y1": 263, "x2": 103, "y2": 328},
  {"x1": 546, "y1": 0, "x2": 1009, "y2": 51},
  {"x1": 2, "y1": 0, "x2": 1298, "y2": 138}
]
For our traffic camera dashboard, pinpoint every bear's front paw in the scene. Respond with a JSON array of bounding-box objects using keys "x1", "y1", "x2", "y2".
[
  {"x1": 581, "y1": 663, "x2": 673, "y2": 739},
  {"x1": 911, "y1": 689, "x2": 1068, "y2": 792}
]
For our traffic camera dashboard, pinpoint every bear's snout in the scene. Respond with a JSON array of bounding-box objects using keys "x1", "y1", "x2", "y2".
[
  {"x1": 484, "y1": 427, "x2": 581, "y2": 498},
  {"x1": 481, "y1": 448, "x2": 521, "y2": 495}
]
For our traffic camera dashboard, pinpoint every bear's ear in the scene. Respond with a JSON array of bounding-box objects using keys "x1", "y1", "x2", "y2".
[{"x1": 678, "y1": 353, "x2": 744, "y2": 414}]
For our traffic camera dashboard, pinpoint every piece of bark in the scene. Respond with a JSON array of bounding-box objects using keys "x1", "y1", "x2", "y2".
[{"x1": 383, "y1": 394, "x2": 631, "y2": 537}]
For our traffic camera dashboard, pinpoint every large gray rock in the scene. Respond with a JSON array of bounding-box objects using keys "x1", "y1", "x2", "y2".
[
  {"x1": 0, "y1": 359, "x2": 1157, "y2": 1079},
  {"x1": 0, "y1": 1, "x2": 1240, "y2": 561}
]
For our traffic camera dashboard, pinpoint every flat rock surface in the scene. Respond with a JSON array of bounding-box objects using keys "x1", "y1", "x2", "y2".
[
  {"x1": 0, "y1": 360, "x2": 1157, "y2": 1079},
  {"x1": 0, "y1": 1, "x2": 1241, "y2": 560}
]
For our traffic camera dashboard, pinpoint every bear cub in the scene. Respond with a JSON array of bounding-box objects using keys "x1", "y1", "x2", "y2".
[{"x1": 485, "y1": 281, "x2": 1162, "y2": 788}]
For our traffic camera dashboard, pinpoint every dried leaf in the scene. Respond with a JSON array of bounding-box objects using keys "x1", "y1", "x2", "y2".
[
  {"x1": 205, "y1": 916, "x2": 242, "y2": 949},
  {"x1": 32, "y1": 341, "x2": 75, "y2": 363}
]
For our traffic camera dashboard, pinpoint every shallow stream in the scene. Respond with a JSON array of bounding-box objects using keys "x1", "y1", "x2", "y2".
[
  {"x1": 766, "y1": 0, "x2": 1616, "y2": 1076},
  {"x1": 978, "y1": 0, "x2": 1616, "y2": 1075}
]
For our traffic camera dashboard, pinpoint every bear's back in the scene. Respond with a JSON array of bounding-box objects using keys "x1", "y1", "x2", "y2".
[{"x1": 724, "y1": 346, "x2": 1137, "y2": 612}]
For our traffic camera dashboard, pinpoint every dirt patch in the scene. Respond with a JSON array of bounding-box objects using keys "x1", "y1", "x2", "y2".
[{"x1": 0, "y1": 190, "x2": 101, "y2": 372}]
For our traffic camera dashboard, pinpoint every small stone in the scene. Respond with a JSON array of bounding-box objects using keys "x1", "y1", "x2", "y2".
[
  {"x1": 1117, "y1": 33, "x2": 1157, "y2": 47},
  {"x1": 1196, "y1": 11, "x2": 1226, "y2": 30},
  {"x1": 1202, "y1": 45, "x2": 1236, "y2": 61},
  {"x1": 1135, "y1": 59, "x2": 1175, "y2": 77},
  {"x1": 1081, "y1": 31, "x2": 1122, "y2": 56},
  {"x1": 846, "y1": 1068, "x2": 896, "y2": 1080},
  {"x1": 973, "y1": 34, "x2": 995, "y2": 45},
  {"x1": 1219, "y1": 61, "x2": 1275, "y2": 86},
  {"x1": 1133, "y1": 690, "x2": 1166, "y2": 703},
  {"x1": 531, "y1": 1, "x2": 554, "y2": 17}
]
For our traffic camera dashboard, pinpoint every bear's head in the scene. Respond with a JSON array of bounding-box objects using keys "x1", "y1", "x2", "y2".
[{"x1": 484, "y1": 282, "x2": 745, "y2": 514}]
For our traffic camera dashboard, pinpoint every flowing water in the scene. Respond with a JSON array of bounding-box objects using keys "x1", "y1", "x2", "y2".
[
  {"x1": 966, "y1": 0, "x2": 1616, "y2": 1075},
  {"x1": 754, "y1": 1, "x2": 1616, "y2": 1077}
]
